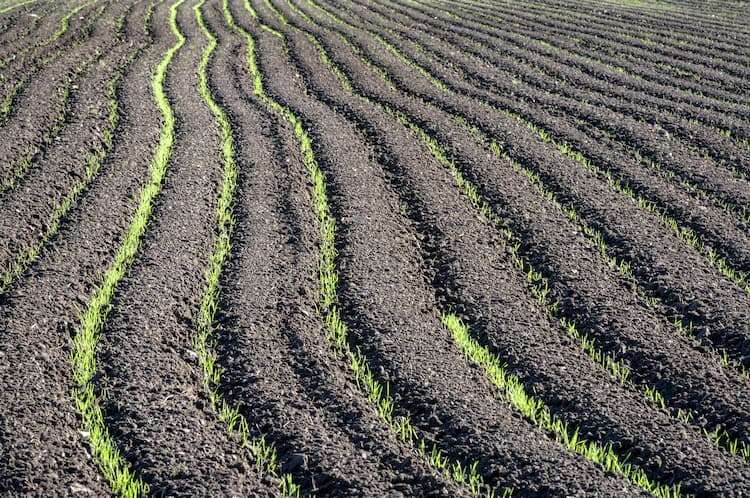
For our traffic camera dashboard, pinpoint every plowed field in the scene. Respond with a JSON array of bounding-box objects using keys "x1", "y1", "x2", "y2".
[{"x1": 1, "y1": 0, "x2": 749, "y2": 496}]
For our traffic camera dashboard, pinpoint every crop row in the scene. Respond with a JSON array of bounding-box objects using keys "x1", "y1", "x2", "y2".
[
  {"x1": 324, "y1": 0, "x2": 750, "y2": 367},
  {"x1": 2, "y1": 0, "x2": 749, "y2": 496},
  {"x1": 447, "y1": 0, "x2": 750, "y2": 109},
  {"x1": 368, "y1": 0, "x2": 750, "y2": 201},
  {"x1": 304, "y1": 0, "x2": 750, "y2": 375},
  {"x1": 408, "y1": 0, "x2": 750, "y2": 139}
]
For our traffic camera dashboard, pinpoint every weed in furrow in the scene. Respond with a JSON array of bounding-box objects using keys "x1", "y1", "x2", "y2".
[
  {"x1": 226, "y1": 0, "x2": 504, "y2": 495},
  {"x1": 193, "y1": 2, "x2": 305, "y2": 496},
  {"x1": 305, "y1": 0, "x2": 750, "y2": 463},
  {"x1": 69, "y1": 0, "x2": 189, "y2": 495}
]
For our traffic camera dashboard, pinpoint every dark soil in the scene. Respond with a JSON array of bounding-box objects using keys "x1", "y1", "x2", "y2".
[{"x1": 2, "y1": 0, "x2": 749, "y2": 496}]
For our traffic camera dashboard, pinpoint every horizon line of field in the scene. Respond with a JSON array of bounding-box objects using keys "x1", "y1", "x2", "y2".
[{"x1": 1, "y1": 0, "x2": 750, "y2": 496}]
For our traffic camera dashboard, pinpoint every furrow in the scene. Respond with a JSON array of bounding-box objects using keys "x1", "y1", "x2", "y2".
[
  {"x1": 224, "y1": 0, "x2": 517, "y2": 494},
  {"x1": 192, "y1": 1, "x2": 305, "y2": 494},
  {"x1": 377, "y1": 0, "x2": 750, "y2": 178},
  {"x1": 418, "y1": 0, "x2": 750, "y2": 176},
  {"x1": 417, "y1": 0, "x2": 750, "y2": 110},
  {"x1": 0, "y1": 0, "x2": 45, "y2": 38},
  {"x1": 191, "y1": 4, "x2": 473, "y2": 495},
  {"x1": 0, "y1": 0, "x2": 101, "y2": 71},
  {"x1": 0, "y1": 0, "x2": 58, "y2": 63},
  {"x1": 0, "y1": 0, "x2": 39, "y2": 15},
  {"x1": 308, "y1": 0, "x2": 744, "y2": 392},
  {"x1": 0, "y1": 0, "x2": 110, "y2": 191},
  {"x1": 382, "y1": 0, "x2": 750, "y2": 134},
  {"x1": 264, "y1": 3, "x2": 694, "y2": 495},
  {"x1": 254, "y1": 0, "x2": 723, "y2": 495},
  {"x1": 446, "y1": 0, "x2": 750, "y2": 91},
  {"x1": 0, "y1": 0, "x2": 61, "y2": 62},
  {"x1": 0, "y1": 0, "x2": 168, "y2": 492},
  {"x1": 545, "y1": 0, "x2": 750, "y2": 46},
  {"x1": 83, "y1": 0, "x2": 275, "y2": 494},
  {"x1": 68, "y1": 0, "x2": 193, "y2": 494},
  {"x1": 465, "y1": 0, "x2": 750, "y2": 71}
]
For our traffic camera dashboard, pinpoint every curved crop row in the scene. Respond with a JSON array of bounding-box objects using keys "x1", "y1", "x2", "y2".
[
  {"x1": 226, "y1": 0, "x2": 508, "y2": 495},
  {"x1": 193, "y1": 2, "x2": 304, "y2": 495},
  {"x1": 350, "y1": 0, "x2": 750, "y2": 241},
  {"x1": 267, "y1": 1, "x2": 690, "y2": 495},
  {"x1": 310, "y1": 0, "x2": 750, "y2": 363},
  {"x1": 1, "y1": 2, "x2": 110, "y2": 193},
  {"x1": 0, "y1": 0, "x2": 38, "y2": 15},
  {"x1": 0, "y1": 1, "x2": 107, "y2": 126},
  {"x1": 0, "y1": 2, "x2": 144, "y2": 292},
  {"x1": 69, "y1": 0, "x2": 188, "y2": 494},
  {"x1": 0, "y1": 0, "x2": 100, "y2": 69}
]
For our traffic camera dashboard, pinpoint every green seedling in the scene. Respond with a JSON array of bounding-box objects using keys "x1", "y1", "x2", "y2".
[
  {"x1": 227, "y1": 1, "x2": 501, "y2": 495},
  {"x1": 69, "y1": 0, "x2": 188, "y2": 495}
]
